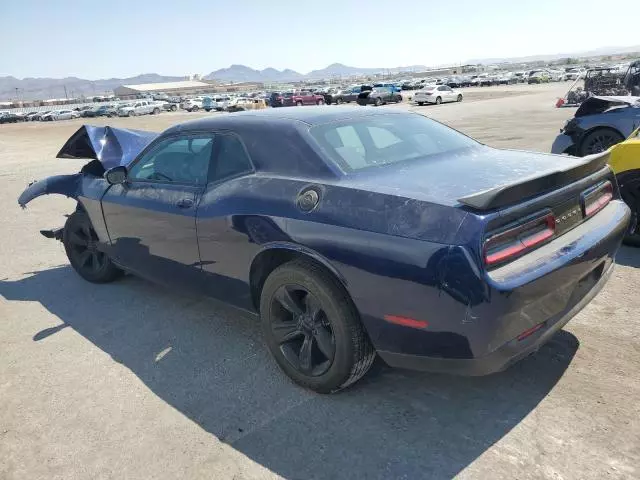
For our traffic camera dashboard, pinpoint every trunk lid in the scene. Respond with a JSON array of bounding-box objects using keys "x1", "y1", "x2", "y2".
[{"x1": 341, "y1": 146, "x2": 594, "y2": 208}]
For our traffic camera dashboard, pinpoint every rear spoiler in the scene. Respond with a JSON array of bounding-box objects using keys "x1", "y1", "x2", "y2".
[
  {"x1": 57, "y1": 125, "x2": 158, "y2": 170},
  {"x1": 458, "y1": 151, "x2": 611, "y2": 211}
]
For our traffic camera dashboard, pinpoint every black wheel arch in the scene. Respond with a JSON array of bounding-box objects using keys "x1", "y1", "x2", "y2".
[
  {"x1": 249, "y1": 246, "x2": 349, "y2": 311},
  {"x1": 577, "y1": 125, "x2": 626, "y2": 153}
]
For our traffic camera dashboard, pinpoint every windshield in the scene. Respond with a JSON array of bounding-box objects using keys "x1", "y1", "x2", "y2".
[{"x1": 309, "y1": 114, "x2": 478, "y2": 173}]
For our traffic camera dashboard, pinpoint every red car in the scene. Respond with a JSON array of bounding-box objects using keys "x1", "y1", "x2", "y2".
[{"x1": 282, "y1": 91, "x2": 325, "y2": 107}]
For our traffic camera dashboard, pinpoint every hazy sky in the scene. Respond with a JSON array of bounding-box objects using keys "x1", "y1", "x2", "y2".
[{"x1": 1, "y1": 0, "x2": 637, "y2": 79}]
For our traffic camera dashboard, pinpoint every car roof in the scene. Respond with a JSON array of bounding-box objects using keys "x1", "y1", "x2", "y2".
[{"x1": 168, "y1": 106, "x2": 410, "y2": 131}]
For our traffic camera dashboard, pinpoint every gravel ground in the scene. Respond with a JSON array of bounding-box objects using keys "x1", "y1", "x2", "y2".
[{"x1": 1, "y1": 82, "x2": 639, "y2": 480}]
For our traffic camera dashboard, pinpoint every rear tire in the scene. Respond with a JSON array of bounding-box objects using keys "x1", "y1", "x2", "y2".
[
  {"x1": 617, "y1": 170, "x2": 640, "y2": 247},
  {"x1": 417, "y1": 102, "x2": 424, "y2": 106},
  {"x1": 260, "y1": 259, "x2": 375, "y2": 393},
  {"x1": 191, "y1": 105, "x2": 199, "y2": 112},
  {"x1": 153, "y1": 107, "x2": 160, "y2": 114},
  {"x1": 296, "y1": 101, "x2": 303, "y2": 106},
  {"x1": 63, "y1": 211, "x2": 123, "y2": 283},
  {"x1": 316, "y1": 99, "x2": 324, "y2": 105}
]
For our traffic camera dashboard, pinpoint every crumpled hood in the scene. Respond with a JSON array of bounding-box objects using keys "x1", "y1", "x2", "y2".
[
  {"x1": 575, "y1": 95, "x2": 640, "y2": 117},
  {"x1": 57, "y1": 125, "x2": 158, "y2": 169}
]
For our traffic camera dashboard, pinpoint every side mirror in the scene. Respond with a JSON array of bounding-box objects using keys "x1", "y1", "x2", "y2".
[{"x1": 105, "y1": 165, "x2": 128, "y2": 185}]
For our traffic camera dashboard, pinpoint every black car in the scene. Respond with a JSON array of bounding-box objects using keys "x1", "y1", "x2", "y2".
[
  {"x1": 325, "y1": 85, "x2": 372, "y2": 105},
  {"x1": 356, "y1": 87, "x2": 402, "y2": 106},
  {"x1": 551, "y1": 96, "x2": 640, "y2": 156},
  {"x1": 269, "y1": 92, "x2": 284, "y2": 107},
  {"x1": 83, "y1": 105, "x2": 118, "y2": 118},
  {"x1": 0, "y1": 113, "x2": 21, "y2": 124}
]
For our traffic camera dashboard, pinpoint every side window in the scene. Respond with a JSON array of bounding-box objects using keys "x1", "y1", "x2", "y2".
[
  {"x1": 128, "y1": 134, "x2": 214, "y2": 185},
  {"x1": 209, "y1": 134, "x2": 253, "y2": 182}
]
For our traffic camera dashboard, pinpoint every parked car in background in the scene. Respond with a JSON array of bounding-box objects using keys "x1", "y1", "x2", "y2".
[
  {"x1": 551, "y1": 96, "x2": 640, "y2": 157},
  {"x1": 290, "y1": 91, "x2": 326, "y2": 106},
  {"x1": 547, "y1": 70, "x2": 565, "y2": 82},
  {"x1": 564, "y1": 67, "x2": 587, "y2": 81},
  {"x1": 513, "y1": 71, "x2": 528, "y2": 83},
  {"x1": 119, "y1": 101, "x2": 161, "y2": 117},
  {"x1": 41, "y1": 110, "x2": 81, "y2": 121},
  {"x1": 496, "y1": 72, "x2": 518, "y2": 85},
  {"x1": 226, "y1": 97, "x2": 267, "y2": 112},
  {"x1": 528, "y1": 71, "x2": 550, "y2": 84},
  {"x1": 0, "y1": 113, "x2": 22, "y2": 124},
  {"x1": 83, "y1": 105, "x2": 118, "y2": 118},
  {"x1": 356, "y1": 87, "x2": 402, "y2": 106},
  {"x1": 325, "y1": 85, "x2": 372, "y2": 104},
  {"x1": 414, "y1": 85, "x2": 463, "y2": 105},
  {"x1": 180, "y1": 97, "x2": 204, "y2": 112},
  {"x1": 161, "y1": 101, "x2": 179, "y2": 112},
  {"x1": 30, "y1": 111, "x2": 52, "y2": 121},
  {"x1": 373, "y1": 82, "x2": 401, "y2": 93}
]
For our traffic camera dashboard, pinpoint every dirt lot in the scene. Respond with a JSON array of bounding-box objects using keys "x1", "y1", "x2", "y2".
[{"x1": 1, "y1": 82, "x2": 639, "y2": 480}]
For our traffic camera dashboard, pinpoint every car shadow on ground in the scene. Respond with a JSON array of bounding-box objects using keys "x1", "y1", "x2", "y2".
[
  {"x1": 616, "y1": 245, "x2": 640, "y2": 268},
  {"x1": 0, "y1": 266, "x2": 579, "y2": 480}
]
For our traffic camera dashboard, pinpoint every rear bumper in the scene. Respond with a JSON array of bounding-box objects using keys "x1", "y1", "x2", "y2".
[{"x1": 378, "y1": 261, "x2": 614, "y2": 375}]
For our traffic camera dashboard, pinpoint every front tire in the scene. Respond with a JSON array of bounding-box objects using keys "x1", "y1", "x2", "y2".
[
  {"x1": 417, "y1": 101, "x2": 424, "y2": 106},
  {"x1": 260, "y1": 260, "x2": 375, "y2": 393},
  {"x1": 374, "y1": 97, "x2": 382, "y2": 106},
  {"x1": 457, "y1": 94, "x2": 463, "y2": 102},
  {"x1": 63, "y1": 211, "x2": 123, "y2": 283},
  {"x1": 435, "y1": 96, "x2": 442, "y2": 105},
  {"x1": 579, "y1": 128, "x2": 624, "y2": 156},
  {"x1": 191, "y1": 105, "x2": 199, "y2": 112},
  {"x1": 153, "y1": 107, "x2": 160, "y2": 114}
]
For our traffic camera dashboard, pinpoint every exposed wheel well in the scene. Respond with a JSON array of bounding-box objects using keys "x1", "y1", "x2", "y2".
[{"x1": 249, "y1": 249, "x2": 347, "y2": 311}]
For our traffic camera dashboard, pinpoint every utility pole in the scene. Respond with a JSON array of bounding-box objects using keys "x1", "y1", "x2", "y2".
[{"x1": 64, "y1": 85, "x2": 68, "y2": 99}]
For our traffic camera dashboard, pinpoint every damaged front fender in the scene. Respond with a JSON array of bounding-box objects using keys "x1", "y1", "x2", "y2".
[{"x1": 18, "y1": 174, "x2": 82, "y2": 207}]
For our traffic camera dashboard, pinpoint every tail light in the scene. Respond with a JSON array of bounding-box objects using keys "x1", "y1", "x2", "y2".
[
  {"x1": 581, "y1": 181, "x2": 612, "y2": 218},
  {"x1": 484, "y1": 211, "x2": 556, "y2": 267}
]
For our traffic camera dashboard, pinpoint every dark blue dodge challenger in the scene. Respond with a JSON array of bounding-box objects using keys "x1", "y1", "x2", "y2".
[{"x1": 19, "y1": 108, "x2": 630, "y2": 393}]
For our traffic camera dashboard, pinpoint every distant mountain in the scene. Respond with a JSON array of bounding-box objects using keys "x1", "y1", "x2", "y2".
[
  {"x1": 467, "y1": 45, "x2": 640, "y2": 65},
  {"x1": 203, "y1": 65, "x2": 304, "y2": 83},
  {"x1": 0, "y1": 73, "x2": 184, "y2": 101},
  {"x1": 204, "y1": 63, "x2": 428, "y2": 83}
]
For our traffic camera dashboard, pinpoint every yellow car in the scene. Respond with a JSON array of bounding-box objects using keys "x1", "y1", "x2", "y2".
[{"x1": 609, "y1": 127, "x2": 640, "y2": 245}]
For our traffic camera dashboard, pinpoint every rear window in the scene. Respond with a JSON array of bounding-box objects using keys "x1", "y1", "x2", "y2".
[{"x1": 309, "y1": 114, "x2": 478, "y2": 173}]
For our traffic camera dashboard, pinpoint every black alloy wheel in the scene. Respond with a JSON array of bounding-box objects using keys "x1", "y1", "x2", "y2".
[
  {"x1": 63, "y1": 212, "x2": 122, "y2": 283},
  {"x1": 579, "y1": 128, "x2": 624, "y2": 156},
  {"x1": 270, "y1": 285, "x2": 335, "y2": 376},
  {"x1": 260, "y1": 260, "x2": 375, "y2": 393}
]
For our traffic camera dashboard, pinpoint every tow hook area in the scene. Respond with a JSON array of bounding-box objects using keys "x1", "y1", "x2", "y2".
[{"x1": 40, "y1": 228, "x2": 64, "y2": 241}]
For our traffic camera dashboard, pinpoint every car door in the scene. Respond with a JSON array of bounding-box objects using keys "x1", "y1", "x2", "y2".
[
  {"x1": 442, "y1": 86, "x2": 455, "y2": 102},
  {"x1": 101, "y1": 133, "x2": 214, "y2": 290},
  {"x1": 196, "y1": 132, "x2": 261, "y2": 310}
]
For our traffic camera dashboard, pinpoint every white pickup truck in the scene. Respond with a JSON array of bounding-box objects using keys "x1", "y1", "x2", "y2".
[{"x1": 118, "y1": 101, "x2": 161, "y2": 117}]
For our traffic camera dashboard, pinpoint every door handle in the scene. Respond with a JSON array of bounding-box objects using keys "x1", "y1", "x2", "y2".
[{"x1": 175, "y1": 198, "x2": 194, "y2": 209}]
